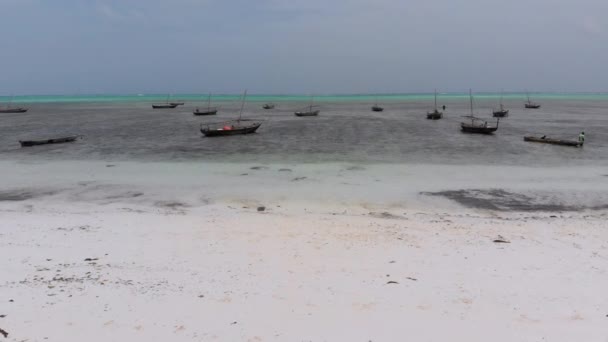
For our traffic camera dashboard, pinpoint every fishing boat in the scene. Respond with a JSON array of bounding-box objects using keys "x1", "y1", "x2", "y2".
[
  {"x1": 371, "y1": 97, "x2": 384, "y2": 112},
  {"x1": 170, "y1": 102, "x2": 185, "y2": 106},
  {"x1": 524, "y1": 91, "x2": 541, "y2": 109},
  {"x1": 200, "y1": 90, "x2": 262, "y2": 137},
  {"x1": 426, "y1": 89, "x2": 443, "y2": 120},
  {"x1": 152, "y1": 94, "x2": 178, "y2": 109},
  {"x1": 20, "y1": 135, "x2": 81, "y2": 147},
  {"x1": 460, "y1": 90, "x2": 499, "y2": 134},
  {"x1": 0, "y1": 96, "x2": 28, "y2": 113},
  {"x1": 193, "y1": 93, "x2": 218, "y2": 115},
  {"x1": 493, "y1": 91, "x2": 509, "y2": 117},
  {"x1": 295, "y1": 96, "x2": 320, "y2": 117},
  {"x1": 524, "y1": 136, "x2": 582, "y2": 147},
  {"x1": 263, "y1": 103, "x2": 275, "y2": 110},
  {"x1": 0, "y1": 107, "x2": 28, "y2": 113}
]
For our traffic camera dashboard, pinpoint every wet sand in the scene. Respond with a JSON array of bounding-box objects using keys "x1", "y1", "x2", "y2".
[{"x1": 1, "y1": 160, "x2": 607, "y2": 341}]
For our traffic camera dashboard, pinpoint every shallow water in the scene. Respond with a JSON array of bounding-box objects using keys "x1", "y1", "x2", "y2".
[{"x1": 1, "y1": 97, "x2": 606, "y2": 165}]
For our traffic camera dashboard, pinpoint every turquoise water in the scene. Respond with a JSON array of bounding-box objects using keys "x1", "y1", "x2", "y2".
[{"x1": 3, "y1": 92, "x2": 608, "y2": 104}]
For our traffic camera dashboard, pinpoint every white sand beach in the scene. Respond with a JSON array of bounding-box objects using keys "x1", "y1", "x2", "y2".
[{"x1": 1, "y1": 160, "x2": 607, "y2": 341}]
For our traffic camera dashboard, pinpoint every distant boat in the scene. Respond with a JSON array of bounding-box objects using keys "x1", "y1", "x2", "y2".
[
  {"x1": 524, "y1": 135, "x2": 582, "y2": 147},
  {"x1": 263, "y1": 103, "x2": 275, "y2": 110},
  {"x1": 426, "y1": 89, "x2": 443, "y2": 120},
  {"x1": 194, "y1": 93, "x2": 218, "y2": 115},
  {"x1": 493, "y1": 91, "x2": 509, "y2": 117},
  {"x1": 152, "y1": 94, "x2": 178, "y2": 109},
  {"x1": 20, "y1": 135, "x2": 81, "y2": 147},
  {"x1": 460, "y1": 90, "x2": 499, "y2": 134},
  {"x1": 295, "y1": 96, "x2": 319, "y2": 117},
  {"x1": 524, "y1": 91, "x2": 541, "y2": 109},
  {"x1": 1, "y1": 96, "x2": 28, "y2": 113},
  {"x1": 200, "y1": 90, "x2": 262, "y2": 137},
  {"x1": 371, "y1": 97, "x2": 384, "y2": 112},
  {"x1": 170, "y1": 102, "x2": 185, "y2": 106}
]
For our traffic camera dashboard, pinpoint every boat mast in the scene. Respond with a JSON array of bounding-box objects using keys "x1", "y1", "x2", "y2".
[
  {"x1": 434, "y1": 89, "x2": 438, "y2": 111},
  {"x1": 207, "y1": 93, "x2": 211, "y2": 110},
  {"x1": 469, "y1": 89, "x2": 474, "y2": 122},
  {"x1": 499, "y1": 90, "x2": 504, "y2": 110},
  {"x1": 309, "y1": 96, "x2": 314, "y2": 112},
  {"x1": 238, "y1": 90, "x2": 247, "y2": 121}
]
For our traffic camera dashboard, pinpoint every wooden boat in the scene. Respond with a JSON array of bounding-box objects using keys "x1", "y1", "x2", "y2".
[
  {"x1": 523, "y1": 136, "x2": 582, "y2": 147},
  {"x1": 263, "y1": 103, "x2": 275, "y2": 110},
  {"x1": 153, "y1": 94, "x2": 177, "y2": 109},
  {"x1": 193, "y1": 93, "x2": 218, "y2": 115},
  {"x1": 1, "y1": 96, "x2": 28, "y2": 113},
  {"x1": 152, "y1": 104, "x2": 178, "y2": 109},
  {"x1": 493, "y1": 91, "x2": 509, "y2": 117},
  {"x1": 170, "y1": 102, "x2": 185, "y2": 106},
  {"x1": 295, "y1": 96, "x2": 320, "y2": 117},
  {"x1": 200, "y1": 90, "x2": 262, "y2": 137},
  {"x1": 460, "y1": 90, "x2": 499, "y2": 134},
  {"x1": 201, "y1": 121, "x2": 261, "y2": 137},
  {"x1": 371, "y1": 97, "x2": 384, "y2": 112},
  {"x1": 0, "y1": 107, "x2": 28, "y2": 113},
  {"x1": 20, "y1": 135, "x2": 80, "y2": 147},
  {"x1": 426, "y1": 89, "x2": 443, "y2": 119},
  {"x1": 524, "y1": 91, "x2": 540, "y2": 109}
]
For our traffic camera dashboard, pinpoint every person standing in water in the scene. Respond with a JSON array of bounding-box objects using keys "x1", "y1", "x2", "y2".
[{"x1": 579, "y1": 132, "x2": 585, "y2": 146}]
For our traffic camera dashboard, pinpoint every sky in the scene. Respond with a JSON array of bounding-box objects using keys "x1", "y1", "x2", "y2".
[{"x1": 1, "y1": 0, "x2": 607, "y2": 95}]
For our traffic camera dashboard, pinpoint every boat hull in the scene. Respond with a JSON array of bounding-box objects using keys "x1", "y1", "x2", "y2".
[
  {"x1": 263, "y1": 104, "x2": 275, "y2": 110},
  {"x1": 493, "y1": 109, "x2": 509, "y2": 117},
  {"x1": 170, "y1": 102, "x2": 185, "y2": 106},
  {"x1": 201, "y1": 123, "x2": 261, "y2": 137},
  {"x1": 294, "y1": 110, "x2": 320, "y2": 117},
  {"x1": 525, "y1": 104, "x2": 541, "y2": 109},
  {"x1": 460, "y1": 123, "x2": 497, "y2": 134},
  {"x1": 372, "y1": 106, "x2": 384, "y2": 112},
  {"x1": 524, "y1": 136, "x2": 581, "y2": 147},
  {"x1": 20, "y1": 136, "x2": 79, "y2": 147},
  {"x1": 152, "y1": 104, "x2": 178, "y2": 109},
  {"x1": 426, "y1": 111, "x2": 443, "y2": 120},
  {"x1": 193, "y1": 109, "x2": 218, "y2": 116},
  {"x1": 0, "y1": 108, "x2": 28, "y2": 113}
]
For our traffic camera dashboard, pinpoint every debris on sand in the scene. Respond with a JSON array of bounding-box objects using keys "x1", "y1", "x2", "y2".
[
  {"x1": 257, "y1": 206, "x2": 266, "y2": 212},
  {"x1": 250, "y1": 166, "x2": 268, "y2": 170},
  {"x1": 278, "y1": 168, "x2": 292, "y2": 172},
  {"x1": 84, "y1": 258, "x2": 99, "y2": 262},
  {"x1": 493, "y1": 235, "x2": 511, "y2": 244},
  {"x1": 406, "y1": 277, "x2": 418, "y2": 281},
  {"x1": 291, "y1": 177, "x2": 307, "y2": 182},
  {"x1": 386, "y1": 281, "x2": 399, "y2": 285},
  {"x1": 0, "y1": 327, "x2": 8, "y2": 338}
]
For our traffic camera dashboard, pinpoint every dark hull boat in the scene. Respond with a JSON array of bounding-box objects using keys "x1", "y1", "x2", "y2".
[
  {"x1": 152, "y1": 104, "x2": 178, "y2": 109},
  {"x1": 525, "y1": 103, "x2": 541, "y2": 109},
  {"x1": 427, "y1": 110, "x2": 443, "y2": 120},
  {"x1": 295, "y1": 110, "x2": 319, "y2": 117},
  {"x1": 0, "y1": 107, "x2": 28, "y2": 113},
  {"x1": 493, "y1": 109, "x2": 509, "y2": 117},
  {"x1": 170, "y1": 102, "x2": 185, "y2": 106},
  {"x1": 524, "y1": 136, "x2": 582, "y2": 147},
  {"x1": 20, "y1": 135, "x2": 80, "y2": 147},
  {"x1": 372, "y1": 105, "x2": 384, "y2": 112},
  {"x1": 193, "y1": 108, "x2": 218, "y2": 116},
  {"x1": 200, "y1": 122, "x2": 261, "y2": 137},
  {"x1": 263, "y1": 104, "x2": 275, "y2": 110},
  {"x1": 460, "y1": 90, "x2": 499, "y2": 134},
  {"x1": 461, "y1": 122, "x2": 498, "y2": 134},
  {"x1": 426, "y1": 89, "x2": 442, "y2": 119}
]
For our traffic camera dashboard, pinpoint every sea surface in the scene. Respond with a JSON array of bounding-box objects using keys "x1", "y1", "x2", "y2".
[{"x1": 1, "y1": 93, "x2": 606, "y2": 165}]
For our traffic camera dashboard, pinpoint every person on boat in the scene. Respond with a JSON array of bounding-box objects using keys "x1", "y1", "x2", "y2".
[
  {"x1": 484, "y1": 121, "x2": 488, "y2": 128},
  {"x1": 541, "y1": 135, "x2": 546, "y2": 139},
  {"x1": 579, "y1": 132, "x2": 585, "y2": 145},
  {"x1": 442, "y1": 105, "x2": 446, "y2": 111}
]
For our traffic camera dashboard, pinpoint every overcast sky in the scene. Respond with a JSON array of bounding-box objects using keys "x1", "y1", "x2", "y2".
[{"x1": 1, "y1": 0, "x2": 607, "y2": 95}]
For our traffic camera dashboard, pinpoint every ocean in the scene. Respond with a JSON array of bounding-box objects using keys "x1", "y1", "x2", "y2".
[{"x1": 1, "y1": 93, "x2": 606, "y2": 165}]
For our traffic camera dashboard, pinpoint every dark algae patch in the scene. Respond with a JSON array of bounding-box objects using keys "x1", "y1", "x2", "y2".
[{"x1": 423, "y1": 188, "x2": 607, "y2": 212}]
